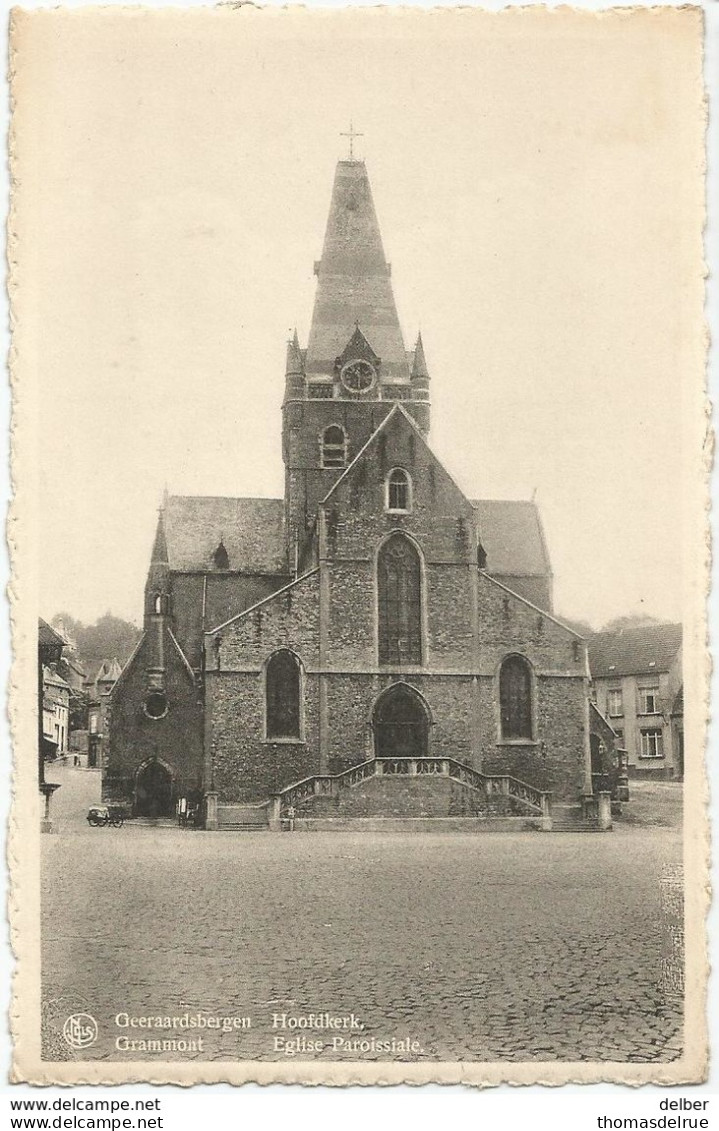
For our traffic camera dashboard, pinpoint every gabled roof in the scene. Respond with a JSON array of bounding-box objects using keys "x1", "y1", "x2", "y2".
[
  {"x1": 322, "y1": 402, "x2": 470, "y2": 509},
  {"x1": 96, "y1": 658, "x2": 123, "y2": 684},
  {"x1": 111, "y1": 626, "x2": 197, "y2": 694},
  {"x1": 480, "y1": 571, "x2": 583, "y2": 640},
  {"x1": 320, "y1": 410, "x2": 552, "y2": 586},
  {"x1": 43, "y1": 666, "x2": 71, "y2": 691},
  {"x1": 206, "y1": 568, "x2": 319, "y2": 635},
  {"x1": 335, "y1": 324, "x2": 380, "y2": 371},
  {"x1": 111, "y1": 633, "x2": 147, "y2": 695},
  {"x1": 39, "y1": 619, "x2": 66, "y2": 650},
  {"x1": 163, "y1": 496, "x2": 286, "y2": 574},
  {"x1": 588, "y1": 622, "x2": 682, "y2": 679},
  {"x1": 472, "y1": 499, "x2": 551, "y2": 580}
]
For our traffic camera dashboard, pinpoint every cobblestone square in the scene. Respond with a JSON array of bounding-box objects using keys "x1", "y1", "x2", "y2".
[{"x1": 41, "y1": 771, "x2": 683, "y2": 1064}]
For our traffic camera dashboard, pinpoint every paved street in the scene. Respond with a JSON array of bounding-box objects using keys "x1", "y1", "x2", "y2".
[{"x1": 42, "y1": 768, "x2": 683, "y2": 1064}]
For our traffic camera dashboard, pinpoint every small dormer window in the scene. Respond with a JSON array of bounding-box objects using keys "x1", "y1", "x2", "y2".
[
  {"x1": 387, "y1": 468, "x2": 411, "y2": 513},
  {"x1": 321, "y1": 425, "x2": 347, "y2": 469},
  {"x1": 213, "y1": 540, "x2": 230, "y2": 570}
]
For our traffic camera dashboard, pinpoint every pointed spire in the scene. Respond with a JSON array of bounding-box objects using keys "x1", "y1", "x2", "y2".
[
  {"x1": 411, "y1": 332, "x2": 430, "y2": 381},
  {"x1": 285, "y1": 329, "x2": 304, "y2": 377},
  {"x1": 145, "y1": 502, "x2": 171, "y2": 640},
  {"x1": 151, "y1": 506, "x2": 169, "y2": 565},
  {"x1": 305, "y1": 160, "x2": 409, "y2": 382}
]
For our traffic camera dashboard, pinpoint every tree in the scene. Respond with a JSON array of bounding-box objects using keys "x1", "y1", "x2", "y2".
[
  {"x1": 556, "y1": 615, "x2": 594, "y2": 638},
  {"x1": 68, "y1": 687, "x2": 90, "y2": 731}
]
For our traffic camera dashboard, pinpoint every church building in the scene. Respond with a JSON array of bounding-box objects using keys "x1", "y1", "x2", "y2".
[{"x1": 106, "y1": 154, "x2": 600, "y2": 829}]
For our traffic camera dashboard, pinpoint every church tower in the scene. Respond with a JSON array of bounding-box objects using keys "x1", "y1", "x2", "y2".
[{"x1": 282, "y1": 155, "x2": 431, "y2": 566}]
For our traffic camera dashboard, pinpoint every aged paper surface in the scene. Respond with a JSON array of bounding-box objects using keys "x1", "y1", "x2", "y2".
[{"x1": 9, "y1": 5, "x2": 707, "y2": 1086}]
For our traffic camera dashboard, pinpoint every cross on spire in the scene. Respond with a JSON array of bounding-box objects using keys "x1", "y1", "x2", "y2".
[{"x1": 340, "y1": 121, "x2": 363, "y2": 161}]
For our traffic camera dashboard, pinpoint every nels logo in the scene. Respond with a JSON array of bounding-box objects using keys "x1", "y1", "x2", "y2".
[{"x1": 62, "y1": 1013, "x2": 98, "y2": 1050}]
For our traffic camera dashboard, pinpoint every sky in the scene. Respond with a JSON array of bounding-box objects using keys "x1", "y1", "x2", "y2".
[{"x1": 14, "y1": 6, "x2": 704, "y2": 630}]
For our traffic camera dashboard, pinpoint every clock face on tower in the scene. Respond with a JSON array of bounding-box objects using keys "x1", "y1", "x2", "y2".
[{"x1": 340, "y1": 359, "x2": 376, "y2": 393}]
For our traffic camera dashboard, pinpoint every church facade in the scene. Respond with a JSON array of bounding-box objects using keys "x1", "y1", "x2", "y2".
[{"x1": 106, "y1": 156, "x2": 597, "y2": 826}]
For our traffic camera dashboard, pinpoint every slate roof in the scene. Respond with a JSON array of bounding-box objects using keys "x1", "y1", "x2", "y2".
[
  {"x1": 164, "y1": 496, "x2": 286, "y2": 574},
  {"x1": 39, "y1": 618, "x2": 66, "y2": 650},
  {"x1": 43, "y1": 666, "x2": 71, "y2": 691},
  {"x1": 471, "y1": 500, "x2": 551, "y2": 579},
  {"x1": 163, "y1": 488, "x2": 550, "y2": 586},
  {"x1": 588, "y1": 623, "x2": 683, "y2": 679},
  {"x1": 95, "y1": 658, "x2": 123, "y2": 684}
]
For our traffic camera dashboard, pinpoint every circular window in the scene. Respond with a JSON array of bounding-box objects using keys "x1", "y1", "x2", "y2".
[
  {"x1": 144, "y1": 692, "x2": 168, "y2": 720},
  {"x1": 340, "y1": 359, "x2": 376, "y2": 394}
]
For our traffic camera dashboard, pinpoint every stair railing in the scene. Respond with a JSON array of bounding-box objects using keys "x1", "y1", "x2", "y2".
[{"x1": 269, "y1": 756, "x2": 551, "y2": 824}]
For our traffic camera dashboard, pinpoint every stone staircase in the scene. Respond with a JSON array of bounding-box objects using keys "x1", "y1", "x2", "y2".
[
  {"x1": 550, "y1": 805, "x2": 604, "y2": 833},
  {"x1": 216, "y1": 802, "x2": 270, "y2": 832},
  {"x1": 212, "y1": 759, "x2": 613, "y2": 833}
]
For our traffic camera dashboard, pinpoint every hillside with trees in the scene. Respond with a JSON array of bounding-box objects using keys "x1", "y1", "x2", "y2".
[{"x1": 51, "y1": 612, "x2": 141, "y2": 683}]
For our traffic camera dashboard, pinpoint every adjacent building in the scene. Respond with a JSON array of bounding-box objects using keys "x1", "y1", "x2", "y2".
[
  {"x1": 42, "y1": 665, "x2": 70, "y2": 760},
  {"x1": 589, "y1": 622, "x2": 683, "y2": 780},
  {"x1": 87, "y1": 659, "x2": 123, "y2": 769},
  {"x1": 39, "y1": 619, "x2": 70, "y2": 766}
]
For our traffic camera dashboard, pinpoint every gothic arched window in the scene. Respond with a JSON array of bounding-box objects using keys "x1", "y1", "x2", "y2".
[
  {"x1": 386, "y1": 468, "x2": 411, "y2": 513},
  {"x1": 378, "y1": 534, "x2": 422, "y2": 666},
  {"x1": 321, "y1": 425, "x2": 347, "y2": 469},
  {"x1": 499, "y1": 655, "x2": 533, "y2": 740},
  {"x1": 265, "y1": 650, "x2": 301, "y2": 740}
]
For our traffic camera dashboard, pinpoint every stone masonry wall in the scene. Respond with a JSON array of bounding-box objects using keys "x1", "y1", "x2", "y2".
[
  {"x1": 474, "y1": 573, "x2": 588, "y2": 800},
  {"x1": 206, "y1": 671, "x2": 320, "y2": 803},
  {"x1": 205, "y1": 572, "x2": 321, "y2": 803},
  {"x1": 172, "y1": 572, "x2": 287, "y2": 669},
  {"x1": 209, "y1": 571, "x2": 321, "y2": 672},
  {"x1": 202, "y1": 413, "x2": 590, "y2": 806}
]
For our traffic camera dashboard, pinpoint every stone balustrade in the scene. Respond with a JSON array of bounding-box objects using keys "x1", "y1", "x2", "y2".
[{"x1": 268, "y1": 756, "x2": 553, "y2": 829}]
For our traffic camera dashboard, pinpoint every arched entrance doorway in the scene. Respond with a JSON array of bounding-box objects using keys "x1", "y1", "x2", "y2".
[
  {"x1": 373, "y1": 684, "x2": 429, "y2": 760},
  {"x1": 135, "y1": 760, "x2": 174, "y2": 818}
]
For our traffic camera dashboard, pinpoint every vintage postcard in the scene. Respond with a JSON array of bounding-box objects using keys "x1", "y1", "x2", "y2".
[{"x1": 9, "y1": 5, "x2": 708, "y2": 1086}]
